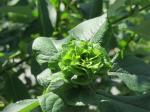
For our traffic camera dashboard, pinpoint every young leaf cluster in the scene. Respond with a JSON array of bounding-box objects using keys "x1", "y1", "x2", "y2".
[{"x1": 59, "y1": 40, "x2": 112, "y2": 85}]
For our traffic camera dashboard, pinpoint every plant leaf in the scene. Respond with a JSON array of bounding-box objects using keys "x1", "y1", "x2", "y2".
[
  {"x1": 38, "y1": 0, "x2": 57, "y2": 36},
  {"x1": 96, "y1": 90, "x2": 150, "y2": 112},
  {"x1": 46, "y1": 72, "x2": 67, "y2": 91},
  {"x1": 117, "y1": 55, "x2": 150, "y2": 76},
  {"x1": 110, "y1": 55, "x2": 150, "y2": 92},
  {"x1": 32, "y1": 37, "x2": 59, "y2": 65},
  {"x1": 69, "y1": 14, "x2": 108, "y2": 43},
  {"x1": 32, "y1": 37, "x2": 69, "y2": 65},
  {"x1": 4, "y1": 75, "x2": 30, "y2": 101},
  {"x1": 108, "y1": 72, "x2": 150, "y2": 92},
  {"x1": 37, "y1": 68, "x2": 52, "y2": 87},
  {"x1": 37, "y1": 70, "x2": 67, "y2": 91},
  {"x1": 38, "y1": 92, "x2": 64, "y2": 112},
  {"x1": 2, "y1": 99, "x2": 39, "y2": 112},
  {"x1": 55, "y1": 87, "x2": 99, "y2": 106}
]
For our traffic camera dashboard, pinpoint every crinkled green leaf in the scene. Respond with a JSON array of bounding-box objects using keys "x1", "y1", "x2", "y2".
[
  {"x1": 38, "y1": 93, "x2": 64, "y2": 112},
  {"x1": 58, "y1": 40, "x2": 112, "y2": 85}
]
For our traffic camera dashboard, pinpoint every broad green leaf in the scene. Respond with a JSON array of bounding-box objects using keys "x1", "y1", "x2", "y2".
[
  {"x1": 32, "y1": 37, "x2": 69, "y2": 65},
  {"x1": 38, "y1": 0, "x2": 57, "y2": 36},
  {"x1": 96, "y1": 90, "x2": 150, "y2": 112},
  {"x1": 2, "y1": 99, "x2": 39, "y2": 112},
  {"x1": 111, "y1": 55, "x2": 150, "y2": 92},
  {"x1": 69, "y1": 14, "x2": 108, "y2": 43},
  {"x1": 32, "y1": 37, "x2": 58, "y2": 65},
  {"x1": 38, "y1": 92, "x2": 64, "y2": 112},
  {"x1": 38, "y1": 92, "x2": 93, "y2": 112}
]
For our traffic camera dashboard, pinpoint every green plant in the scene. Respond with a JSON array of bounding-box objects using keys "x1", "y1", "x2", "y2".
[
  {"x1": 59, "y1": 40, "x2": 112, "y2": 85},
  {"x1": 1, "y1": 0, "x2": 150, "y2": 112}
]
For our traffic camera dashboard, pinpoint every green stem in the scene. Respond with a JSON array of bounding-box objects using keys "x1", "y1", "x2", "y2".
[{"x1": 112, "y1": 4, "x2": 150, "y2": 24}]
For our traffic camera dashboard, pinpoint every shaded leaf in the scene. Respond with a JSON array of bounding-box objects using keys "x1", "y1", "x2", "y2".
[
  {"x1": 32, "y1": 37, "x2": 58, "y2": 65},
  {"x1": 117, "y1": 55, "x2": 150, "y2": 76},
  {"x1": 108, "y1": 72, "x2": 150, "y2": 92},
  {"x1": 38, "y1": 0, "x2": 57, "y2": 36},
  {"x1": 31, "y1": 58, "x2": 44, "y2": 76},
  {"x1": 110, "y1": 55, "x2": 150, "y2": 92},
  {"x1": 55, "y1": 87, "x2": 99, "y2": 106},
  {"x1": 4, "y1": 75, "x2": 30, "y2": 101},
  {"x1": 96, "y1": 90, "x2": 150, "y2": 112}
]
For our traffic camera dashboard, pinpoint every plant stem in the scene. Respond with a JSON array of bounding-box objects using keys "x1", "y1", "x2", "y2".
[{"x1": 112, "y1": 4, "x2": 150, "y2": 24}]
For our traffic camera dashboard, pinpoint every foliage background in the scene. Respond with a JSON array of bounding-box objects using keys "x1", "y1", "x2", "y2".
[{"x1": 0, "y1": 0, "x2": 150, "y2": 111}]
